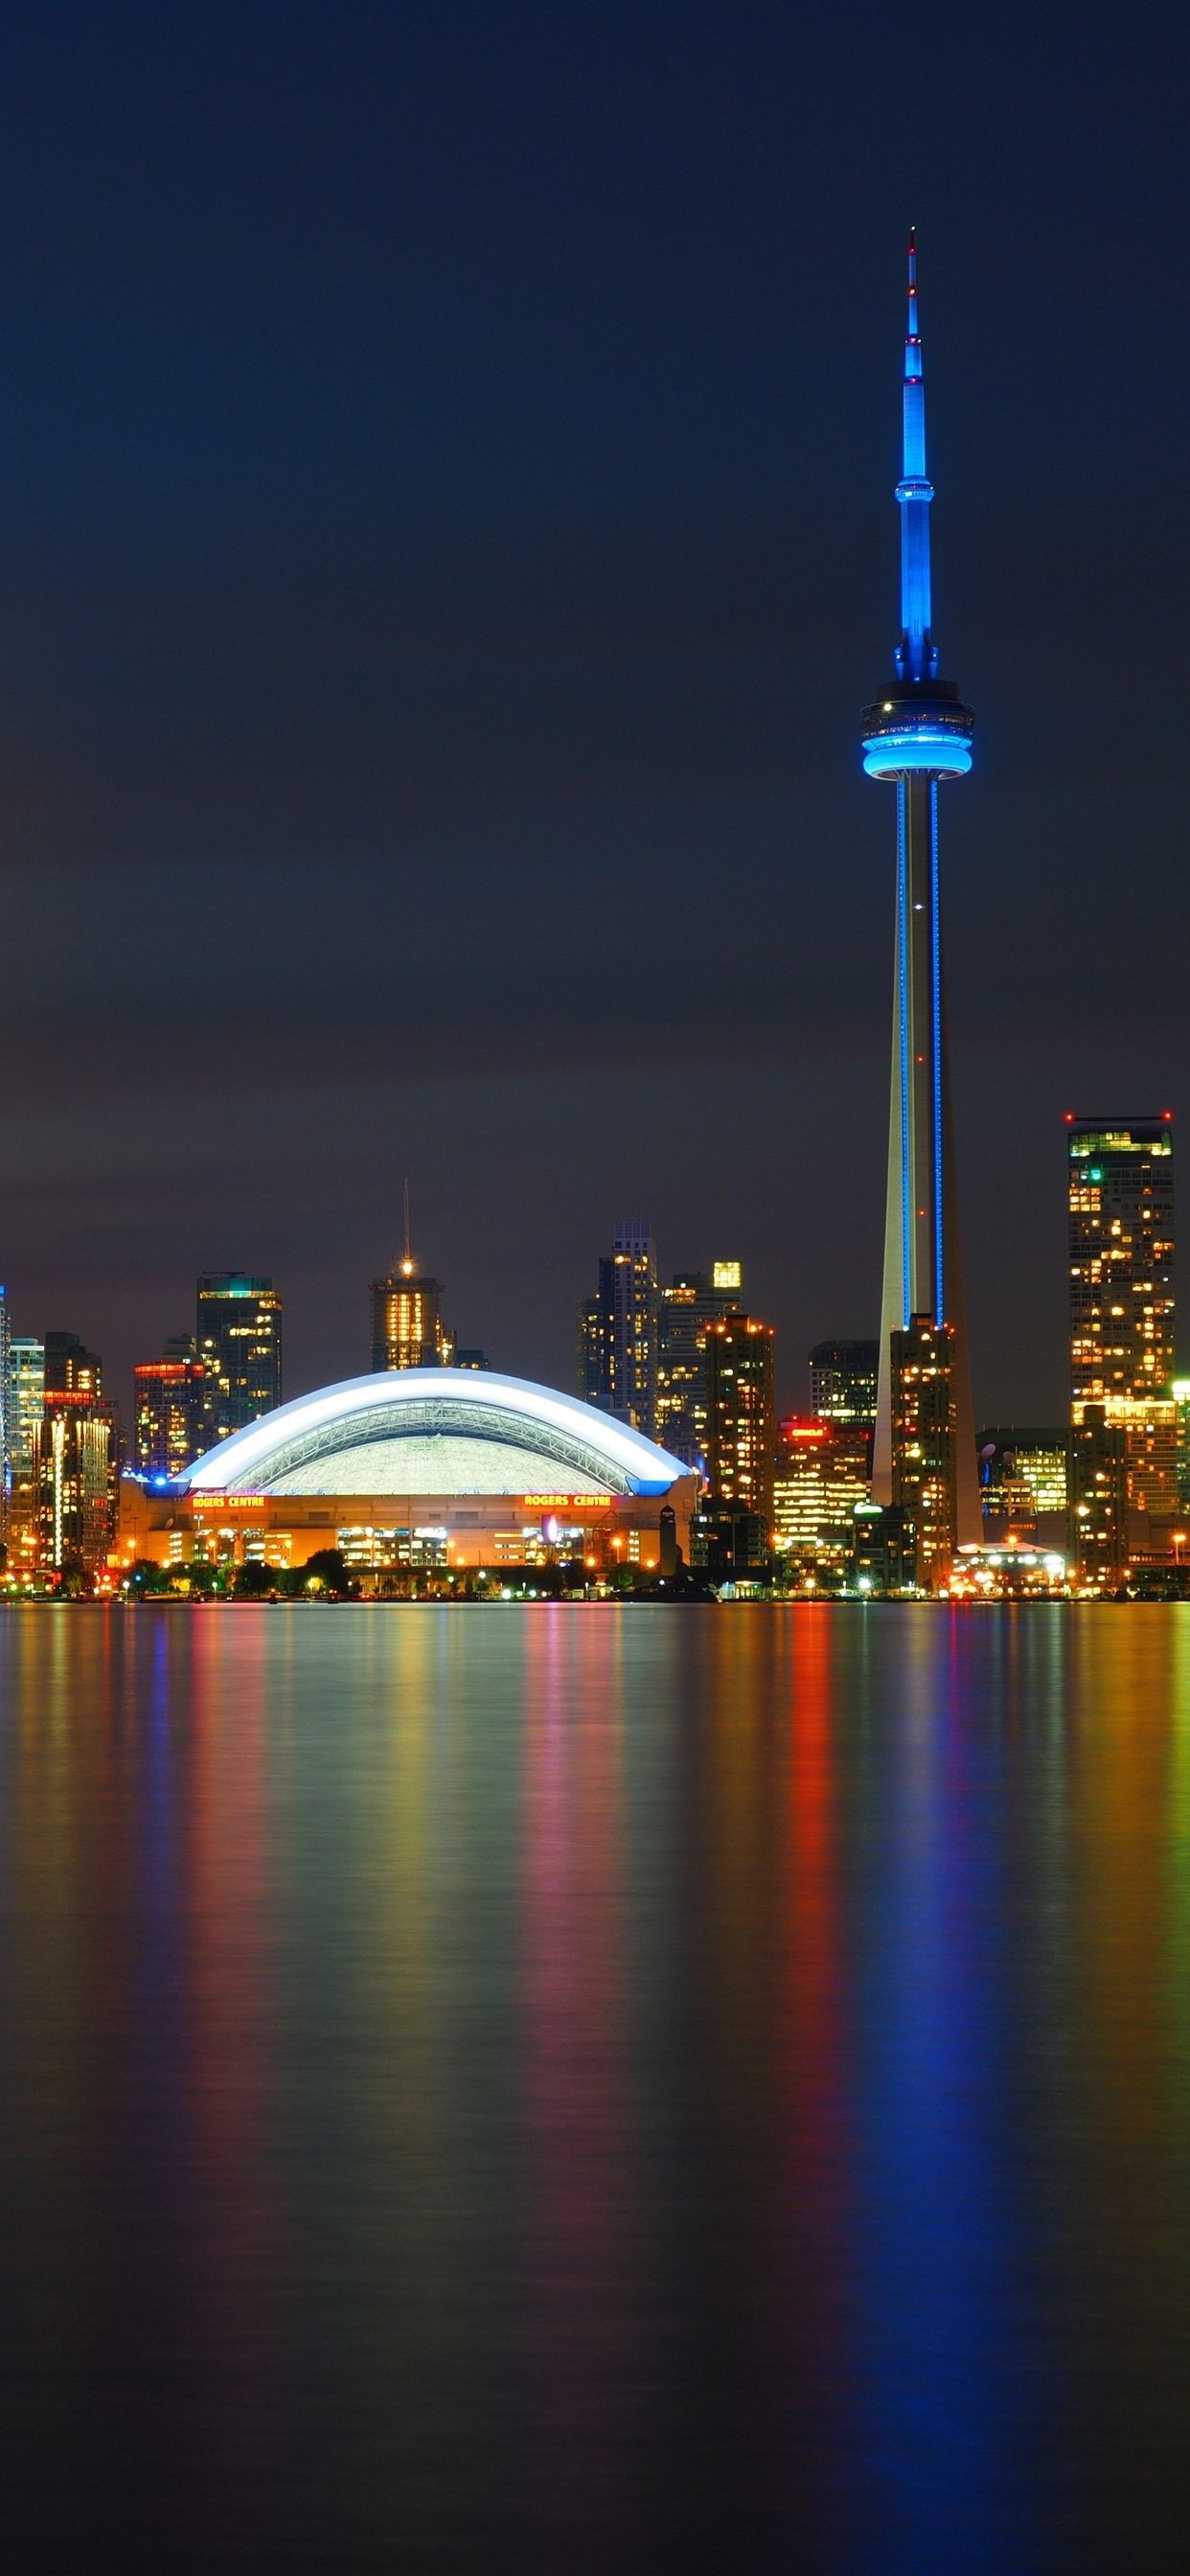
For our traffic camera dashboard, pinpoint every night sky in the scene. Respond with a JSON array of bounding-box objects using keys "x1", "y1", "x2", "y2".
[{"x1": 2, "y1": 1, "x2": 1187, "y2": 1423}]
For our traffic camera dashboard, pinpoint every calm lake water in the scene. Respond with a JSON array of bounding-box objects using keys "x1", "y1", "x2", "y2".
[{"x1": 1, "y1": 1603, "x2": 1189, "y2": 2573}]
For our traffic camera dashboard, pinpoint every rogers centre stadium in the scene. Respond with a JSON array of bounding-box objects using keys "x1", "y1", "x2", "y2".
[{"x1": 121, "y1": 1368, "x2": 698, "y2": 1582}]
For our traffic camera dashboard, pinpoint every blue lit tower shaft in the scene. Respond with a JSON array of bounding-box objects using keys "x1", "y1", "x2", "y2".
[{"x1": 861, "y1": 235, "x2": 979, "y2": 1543}]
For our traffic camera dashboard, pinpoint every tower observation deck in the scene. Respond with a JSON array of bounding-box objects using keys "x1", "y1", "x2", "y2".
[{"x1": 862, "y1": 233, "x2": 979, "y2": 1549}]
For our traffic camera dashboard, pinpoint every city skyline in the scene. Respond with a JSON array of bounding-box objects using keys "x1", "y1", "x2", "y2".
[
  {"x1": 0, "y1": 8, "x2": 1185, "y2": 1431},
  {"x1": 5, "y1": 25, "x2": 1190, "y2": 2576},
  {"x1": 7, "y1": 1080, "x2": 1179, "y2": 1587},
  {"x1": 0, "y1": 1094, "x2": 1180, "y2": 1439}
]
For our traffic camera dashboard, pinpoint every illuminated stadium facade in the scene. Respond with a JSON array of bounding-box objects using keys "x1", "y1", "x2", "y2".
[{"x1": 121, "y1": 1368, "x2": 698, "y2": 1580}]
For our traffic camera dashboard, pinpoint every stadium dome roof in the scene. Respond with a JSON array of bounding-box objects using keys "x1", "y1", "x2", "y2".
[{"x1": 180, "y1": 1368, "x2": 688, "y2": 1500}]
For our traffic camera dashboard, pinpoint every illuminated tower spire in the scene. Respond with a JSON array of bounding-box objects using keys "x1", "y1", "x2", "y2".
[
  {"x1": 896, "y1": 227, "x2": 936, "y2": 685},
  {"x1": 861, "y1": 233, "x2": 980, "y2": 1571}
]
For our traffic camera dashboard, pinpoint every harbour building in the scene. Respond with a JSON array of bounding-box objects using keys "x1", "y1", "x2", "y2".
[{"x1": 861, "y1": 234, "x2": 979, "y2": 1555}]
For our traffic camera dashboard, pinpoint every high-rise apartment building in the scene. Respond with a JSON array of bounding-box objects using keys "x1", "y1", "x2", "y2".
[
  {"x1": 704, "y1": 1313, "x2": 775, "y2": 1540},
  {"x1": 134, "y1": 1358, "x2": 209, "y2": 1480},
  {"x1": 862, "y1": 235, "x2": 979, "y2": 1549},
  {"x1": 1068, "y1": 1116, "x2": 1177, "y2": 1577},
  {"x1": 1069, "y1": 1410, "x2": 1130, "y2": 1590},
  {"x1": 890, "y1": 1314, "x2": 957, "y2": 1590},
  {"x1": 579, "y1": 1224, "x2": 658, "y2": 1437},
  {"x1": 36, "y1": 1407, "x2": 113, "y2": 1574},
  {"x1": 36, "y1": 1332, "x2": 114, "y2": 1574},
  {"x1": 7, "y1": 1338, "x2": 44, "y2": 1576},
  {"x1": 610, "y1": 1223, "x2": 658, "y2": 1437},
  {"x1": 657, "y1": 1262, "x2": 744, "y2": 1461},
  {"x1": 578, "y1": 1276, "x2": 612, "y2": 1411},
  {"x1": 809, "y1": 1340, "x2": 879, "y2": 1432},
  {"x1": 197, "y1": 1275, "x2": 283, "y2": 1444}
]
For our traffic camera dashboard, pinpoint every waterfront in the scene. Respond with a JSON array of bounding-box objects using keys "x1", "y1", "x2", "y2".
[{"x1": 2, "y1": 1605, "x2": 1189, "y2": 2572}]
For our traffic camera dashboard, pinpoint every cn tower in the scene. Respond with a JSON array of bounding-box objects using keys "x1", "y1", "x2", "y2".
[{"x1": 861, "y1": 231, "x2": 979, "y2": 1543}]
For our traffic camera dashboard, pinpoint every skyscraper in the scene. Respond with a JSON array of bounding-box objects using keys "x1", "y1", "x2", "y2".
[
  {"x1": 889, "y1": 1313, "x2": 957, "y2": 1590},
  {"x1": 1067, "y1": 1115, "x2": 1177, "y2": 1576},
  {"x1": 370, "y1": 1190, "x2": 451, "y2": 1372},
  {"x1": 36, "y1": 1332, "x2": 114, "y2": 1574},
  {"x1": 861, "y1": 233, "x2": 978, "y2": 1547},
  {"x1": 134, "y1": 1357, "x2": 209, "y2": 1479},
  {"x1": 196, "y1": 1275, "x2": 283, "y2": 1443},
  {"x1": 7, "y1": 1338, "x2": 44, "y2": 1576},
  {"x1": 370, "y1": 1258, "x2": 450, "y2": 1371},
  {"x1": 656, "y1": 1262, "x2": 744, "y2": 1460},
  {"x1": 579, "y1": 1224, "x2": 658, "y2": 1436},
  {"x1": 611, "y1": 1222, "x2": 658, "y2": 1437},
  {"x1": 578, "y1": 1276, "x2": 612, "y2": 1410},
  {"x1": 704, "y1": 1313, "x2": 775, "y2": 1541}
]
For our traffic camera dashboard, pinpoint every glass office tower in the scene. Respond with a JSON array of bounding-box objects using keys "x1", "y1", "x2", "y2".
[
  {"x1": 1067, "y1": 1115, "x2": 1176, "y2": 1578},
  {"x1": 196, "y1": 1275, "x2": 283, "y2": 1444}
]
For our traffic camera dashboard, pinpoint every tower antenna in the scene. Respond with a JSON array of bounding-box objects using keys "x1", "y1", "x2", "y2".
[{"x1": 402, "y1": 1179, "x2": 412, "y2": 1273}]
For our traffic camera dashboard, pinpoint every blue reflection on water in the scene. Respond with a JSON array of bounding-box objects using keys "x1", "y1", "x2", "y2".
[{"x1": 0, "y1": 1603, "x2": 1186, "y2": 2575}]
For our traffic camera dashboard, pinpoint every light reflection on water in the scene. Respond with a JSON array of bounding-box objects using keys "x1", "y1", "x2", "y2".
[{"x1": 1, "y1": 1603, "x2": 1189, "y2": 2572}]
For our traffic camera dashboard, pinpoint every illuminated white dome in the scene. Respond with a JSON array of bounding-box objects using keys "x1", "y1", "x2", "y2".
[{"x1": 181, "y1": 1369, "x2": 686, "y2": 1500}]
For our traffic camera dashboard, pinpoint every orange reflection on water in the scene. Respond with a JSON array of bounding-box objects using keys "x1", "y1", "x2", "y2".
[
  {"x1": 178, "y1": 1613, "x2": 283, "y2": 2522},
  {"x1": 517, "y1": 1607, "x2": 634, "y2": 2548}
]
